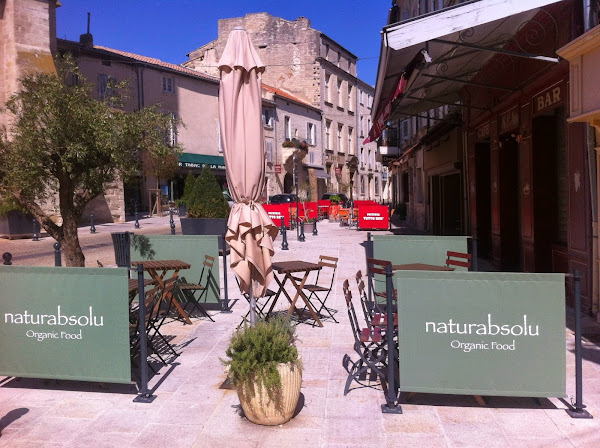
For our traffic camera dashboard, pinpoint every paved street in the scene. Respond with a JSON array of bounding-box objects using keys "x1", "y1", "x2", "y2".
[{"x1": 0, "y1": 218, "x2": 600, "y2": 447}]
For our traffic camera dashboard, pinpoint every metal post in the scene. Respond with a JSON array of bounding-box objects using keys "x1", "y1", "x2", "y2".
[
  {"x1": 133, "y1": 263, "x2": 156, "y2": 403},
  {"x1": 221, "y1": 234, "x2": 232, "y2": 313},
  {"x1": 299, "y1": 221, "x2": 306, "y2": 242},
  {"x1": 2, "y1": 252, "x2": 12, "y2": 265},
  {"x1": 312, "y1": 218, "x2": 318, "y2": 236},
  {"x1": 294, "y1": 153, "x2": 299, "y2": 239},
  {"x1": 169, "y1": 209, "x2": 175, "y2": 235},
  {"x1": 367, "y1": 232, "x2": 372, "y2": 305},
  {"x1": 281, "y1": 218, "x2": 289, "y2": 250},
  {"x1": 32, "y1": 219, "x2": 39, "y2": 241},
  {"x1": 381, "y1": 264, "x2": 401, "y2": 414},
  {"x1": 90, "y1": 215, "x2": 96, "y2": 234},
  {"x1": 134, "y1": 202, "x2": 140, "y2": 229},
  {"x1": 566, "y1": 271, "x2": 592, "y2": 418},
  {"x1": 472, "y1": 235, "x2": 478, "y2": 272},
  {"x1": 54, "y1": 242, "x2": 62, "y2": 267}
]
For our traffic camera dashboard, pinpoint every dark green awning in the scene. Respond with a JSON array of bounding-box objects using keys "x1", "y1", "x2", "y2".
[{"x1": 178, "y1": 153, "x2": 225, "y2": 170}]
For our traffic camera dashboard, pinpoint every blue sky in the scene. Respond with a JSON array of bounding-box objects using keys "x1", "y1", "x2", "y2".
[{"x1": 56, "y1": 1, "x2": 391, "y2": 87}]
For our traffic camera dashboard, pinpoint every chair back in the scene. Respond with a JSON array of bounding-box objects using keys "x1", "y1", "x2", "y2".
[
  {"x1": 344, "y1": 288, "x2": 361, "y2": 341},
  {"x1": 445, "y1": 251, "x2": 472, "y2": 270},
  {"x1": 355, "y1": 269, "x2": 363, "y2": 285},
  {"x1": 315, "y1": 255, "x2": 338, "y2": 289}
]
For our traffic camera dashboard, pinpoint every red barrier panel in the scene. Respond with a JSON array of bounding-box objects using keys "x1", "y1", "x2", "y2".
[
  {"x1": 263, "y1": 204, "x2": 292, "y2": 227},
  {"x1": 354, "y1": 200, "x2": 378, "y2": 207},
  {"x1": 299, "y1": 202, "x2": 318, "y2": 221},
  {"x1": 358, "y1": 205, "x2": 389, "y2": 230}
]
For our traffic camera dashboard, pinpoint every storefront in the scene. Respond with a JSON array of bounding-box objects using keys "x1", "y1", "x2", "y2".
[
  {"x1": 558, "y1": 23, "x2": 600, "y2": 317},
  {"x1": 175, "y1": 153, "x2": 227, "y2": 198}
]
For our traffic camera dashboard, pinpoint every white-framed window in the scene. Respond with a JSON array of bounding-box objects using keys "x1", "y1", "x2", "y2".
[
  {"x1": 309, "y1": 151, "x2": 315, "y2": 164},
  {"x1": 265, "y1": 139, "x2": 273, "y2": 162},
  {"x1": 360, "y1": 116, "x2": 364, "y2": 138},
  {"x1": 375, "y1": 177, "x2": 380, "y2": 195},
  {"x1": 162, "y1": 76, "x2": 174, "y2": 93},
  {"x1": 284, "y1": 116, "x2": 291, "y2": 140},
  {"x1": 348, "y1": 84, "x2": 353, "y2": 112},
  {"x1": 360, "y1": 175, "x2": 366, "y2": 195},
  {"x1": 324, "y1": 73, "x2": 331, "y2": 103},
  {"x1": 360, "y1": 148, "x2": 364, "y2": 166},
  {"x1": 262, "y1": 108, "x2": 273, "y2": 127},
  {"x1": 337, "y1": 124, "x2": 343, "y2": 152},
  {"x1": 367, "y1": 118, "x2": 371, "y2": 136},
  {"x1": 307, "y1": 122, "x2": 316, "y2": 146},
  {"x1": 360, "y1": 90, "x2": 364, "y2": 105},
  {"x1": 368, "y1": 149, "x2": 372, "y2": 169},
  {"x1": 337, "y1": 79, "x2": 343, "y2": 107},
  {"x1": 325, "y1": 120, "x2": 331, "y2": 150},
  {"x1": 166, "y1": 112, "x2": 177, "y2": 147},
  {"x1": 348, "y1": 127, "x2": 353, "y2": 155}
]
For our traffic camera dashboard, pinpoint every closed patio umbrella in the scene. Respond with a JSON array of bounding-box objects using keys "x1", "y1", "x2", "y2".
[{"x1": 219, "y1": 27, "x2": 278, "y2": 325}]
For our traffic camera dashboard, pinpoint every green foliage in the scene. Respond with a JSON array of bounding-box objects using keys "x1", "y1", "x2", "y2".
[
  {"x1": 222, "y1": 317, "x2": 301, "y2": 409},
  {"x1": 185, "y1": 165, "x2": 230, "y2": 219},
  {"x1": 329, "y1": 194, "x2": 341, "y2": 204},
  {"x1": 0, "y1": 55, "x2": 181, "y2": 265},
  {"x1": 0, "y1": 195, "x2": 26, "y2": 216}
]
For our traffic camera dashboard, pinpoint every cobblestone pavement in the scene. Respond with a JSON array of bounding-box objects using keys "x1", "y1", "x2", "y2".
[{"x1": 0, "y1": 217, "x2": 599, "y2": 447}]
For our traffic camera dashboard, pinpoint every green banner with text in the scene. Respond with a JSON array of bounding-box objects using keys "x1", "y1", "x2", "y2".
[
  {"x1": 394, "y1": 271, "x2": 566, "y2": 397},
  {"x1": 0, "y1": 266, "x2": 131, "y2": 383}
]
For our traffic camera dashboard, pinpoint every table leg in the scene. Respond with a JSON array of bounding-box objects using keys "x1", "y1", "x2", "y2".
[
  {"x1": 287, "y1": 272, "x2": 323, "y2": 327},
  {"x1": 152, "y1": 268, "x2": 192, "y2": 325},
  {"x1": 266, "y1": 273, "x2": 288, "y2": 317}
]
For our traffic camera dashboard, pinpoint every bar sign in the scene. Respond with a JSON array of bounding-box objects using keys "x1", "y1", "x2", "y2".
[{"x1": 275, "y1": 165, "x2": 282, "y2": 174}]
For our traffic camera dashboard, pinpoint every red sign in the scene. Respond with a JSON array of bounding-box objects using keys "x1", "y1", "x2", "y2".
[
  {"x1": 335, "y1": 167, "x2": 341, "y2": 176},
  {"x1": 262, "y1": 204, "x2": 292, "y2": 227},
  {"x1": 275, "y1": 165, "x2": 282, "y2": 174},
  {"x1": 358, "y1": 205, "x2": 389, "y2": 230}
]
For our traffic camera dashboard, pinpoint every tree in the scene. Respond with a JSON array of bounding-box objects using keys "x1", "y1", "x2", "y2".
[
  {"x1": 0, "y1": 56, "x2": 181, "y2": 266},
  {"x1": 186, "y1": 166, "x2": 230, "y2": 219}
]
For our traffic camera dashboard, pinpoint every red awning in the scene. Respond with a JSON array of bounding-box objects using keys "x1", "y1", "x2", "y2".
[{"x1": 363, "y1": 74, "x2": 406, "y2": 144}]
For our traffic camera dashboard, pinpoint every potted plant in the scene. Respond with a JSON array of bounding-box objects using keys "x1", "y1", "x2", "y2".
[
  {"x1": 222, "y1": 317, "x2": 302, "y2": 426},
  {"x1": 180, "y1": 166, "x2": 230, "y2": 250},
  {"x1": 300, "y1": 201, "x2": 316, "y2": 234},
  {"x1": 0, "y1": 195, "x2": 34, "y2": 239},
  {"x1": 328, "y1": 195, "x2": 342, "y2": 221}
]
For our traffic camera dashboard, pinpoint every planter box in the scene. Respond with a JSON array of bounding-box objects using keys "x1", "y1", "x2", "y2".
[
  {"x1": 180, "y1": 218, "x2": 228, "y2": 251},
  {"x1": 0, "y1": 211, "x2": 34, "y2": 239}
]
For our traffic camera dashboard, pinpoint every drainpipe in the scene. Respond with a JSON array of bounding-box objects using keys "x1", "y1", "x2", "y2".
[{"x1": 583, "y1": 0, "x2": 600, "y2": 318}]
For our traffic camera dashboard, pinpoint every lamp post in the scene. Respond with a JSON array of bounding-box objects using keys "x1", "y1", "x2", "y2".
[{"x1": 293, "y1": 153, "x2": 299, "y2": 240}]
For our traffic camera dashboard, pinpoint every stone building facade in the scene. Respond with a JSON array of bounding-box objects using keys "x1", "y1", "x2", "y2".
[
  {"x1": 57, "y1": 39, "x2": 221, "y2": 221},
  {"x1": 184, "y1": 13, "x2": 381, "y2": 201}
]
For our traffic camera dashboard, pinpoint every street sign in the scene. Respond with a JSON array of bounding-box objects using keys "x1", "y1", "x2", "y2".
[
  {"x1": 275, "y1": 165, "x2": 282, "y2": 174},
  {"x1": 335, "y1": 167, "x2": 341, "y2": 176}
]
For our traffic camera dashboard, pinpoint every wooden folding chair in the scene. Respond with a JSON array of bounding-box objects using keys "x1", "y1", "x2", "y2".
[
  {"x1": 301, "y1": 255, "x2": 339, "y2": 325},
  {"x1": 445, "y1": 251, "x2": 472, "y2": 270},
  {"x1": 342, "y1": 283, "x2": 388, "y2": 396},
  {"x1": 366, "y1": 257, "x2": 397, "y2": 312},
  {"x1": 176, "y1": 255, "x2": 217, "y2": 321}
]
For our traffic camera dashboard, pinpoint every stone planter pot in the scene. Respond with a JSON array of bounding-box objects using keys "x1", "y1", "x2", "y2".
[
  {"x1": 0, "y1": 211, "x2": 34, "y2": 240},
  {"x1": 303, "y1": 222, "x2": 315, "y2": 234},
  {"x1": 180, "y1": 218, "x2": 228, "y2": 251},
  {"x1": 237, "y1": 362, "x2": 302, "y2": 426}
]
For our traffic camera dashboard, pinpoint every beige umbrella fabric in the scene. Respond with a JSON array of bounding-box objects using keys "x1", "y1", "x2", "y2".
[{"x1": 219, "y1": 27, "x2": 278, "y2": 299}]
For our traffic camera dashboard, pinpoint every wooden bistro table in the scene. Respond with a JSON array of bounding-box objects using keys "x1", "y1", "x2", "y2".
[
  {"x1": 131, "y1": 259, "x2": 192, "y2": 324},
  {"x1": 267, "y1": 260, "x2": 324, "y2": 327}
]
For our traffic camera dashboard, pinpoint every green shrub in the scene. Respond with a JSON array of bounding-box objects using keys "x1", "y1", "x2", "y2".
[
  {"x1": 0, "y1": 195, "x2": 26, "y2": 216},
  {"x1": 329, "y1": 194, "x2": 341, "y2": 204},
  {"x1": 222, "y1": 317, "x2": 301, "y2": 409},
  {"x1": 185, "y1": 166, "x2": 230, "y2": 219}
]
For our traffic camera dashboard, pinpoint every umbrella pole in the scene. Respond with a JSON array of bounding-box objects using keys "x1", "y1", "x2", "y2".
[{"x1": 249, "y1": 266, "x2": 257, "y2": 326}]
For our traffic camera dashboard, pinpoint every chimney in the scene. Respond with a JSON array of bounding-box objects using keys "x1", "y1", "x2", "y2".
[{"x1": 79, "y1": 12, "x2": 93, "y2": 47}]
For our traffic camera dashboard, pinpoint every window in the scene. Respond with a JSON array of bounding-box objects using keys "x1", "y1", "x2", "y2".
[
  {"x1": 368, "y1": 150, "x2": 372, "y2": 169},
  {"x1": 325, "y1": 44, "x2": 330, "y2": 59},
  {"x1": 337, "y1": 51, "x2": 341, "y2": 67},
  {"x1": 337, "y1": 79, "x2": 343, "y2": 107},
  {"x1": 367, "y1": 118, "x2": 371, "y2": 136},
  {"x1": 309, "y1": 151, "x2": 315, "y2": 164},
  {"x1": 324, "y1": 73, "x2": 331, "y2": 103},
  {"x1": 348, "y1": 84, "x2": 353, "y2": 112},
  {"x1": 360, "y1": 90, "x2": 364, "y2": 105},
  {"x1": 360, "y1": 148, "x2": 364, "y2": 167},
  {"x1": 325, "y1": 120, "x2": 331, "y2": 150},
  {"x1": 375, "y1": 177, "x2": 380, "y2": 195},
  {"x1": 265, "y1": 139, "x2": 273, "y2": 162},
  {"x1": 98, "y1": 74, "x2": 116, "y2": 102},
  {"x1": 348, "y1": 127, "x2": 353, "y2": 155},
  {"x1": 262, "y1": 108, "x2": 273, "y2": 127},
  {"x1": 360, "y1": 175, "x2": 366, "y2": 195},
  {"x1": 337, "y1": 124, "x2": 343, "y2": 152},
  {"x1": 284, "y1": 116, "x2": 291, "y2": 140},
  {"x1": 166, "y1": 112, "x2": 177, "y2": 147},
  {"x1": 307, "y1": 122, "x2": 316, "y2": 145},
  {"x1": 162, "y1": 76, "x2": 174, "y2": 93},
  {"x1": 360, "y1": 116, "x2": 364, "y2": 138}
]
